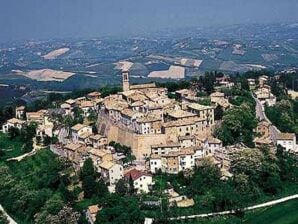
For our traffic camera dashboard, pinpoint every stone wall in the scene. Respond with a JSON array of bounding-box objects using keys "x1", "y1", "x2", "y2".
[{"x1": 98, "y1": 116, "x2": 166, "y2": 160}]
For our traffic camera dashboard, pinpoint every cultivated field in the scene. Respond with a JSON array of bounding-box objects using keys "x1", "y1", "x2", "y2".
[
  {"x1": 16, "y1": 69, "x2": 75, "y2": 82},
  {"x1": 42, "y1": 47, "x2": 70, "y2": 59}
]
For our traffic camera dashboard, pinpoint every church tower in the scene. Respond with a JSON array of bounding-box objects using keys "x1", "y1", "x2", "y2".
[{"x1": 122, "y1": 70, "x2": 130, "y2": 92}]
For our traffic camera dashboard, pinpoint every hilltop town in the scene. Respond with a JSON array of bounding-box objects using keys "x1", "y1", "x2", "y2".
[{"x1": 0, "y1": 69, "x2": 297, "y2": 224}]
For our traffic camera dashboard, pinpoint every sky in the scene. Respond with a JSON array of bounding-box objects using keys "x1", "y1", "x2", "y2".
[{"x1": 0, "y1": 0, "x2": 298, "y2": 42}]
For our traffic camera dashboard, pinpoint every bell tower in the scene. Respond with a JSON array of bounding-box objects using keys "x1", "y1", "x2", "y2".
[{"x1": 122, "y1": 70, "x2": 130, "y2": 92}]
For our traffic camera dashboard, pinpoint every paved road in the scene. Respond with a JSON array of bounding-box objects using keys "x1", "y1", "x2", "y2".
[
  {"x1": 168, "y1": 194, "x2": 298, "y2": 221},
  {"x1": 252, "y1": 93, "x2": 280, "y2": 144},
  {"x1": 0, "y1": 204, "x2": 17, "y2": 224}
]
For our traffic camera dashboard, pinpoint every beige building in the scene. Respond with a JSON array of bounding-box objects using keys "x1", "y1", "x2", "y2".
[
  {"x1": 89, "y1": 134, "x2": 108, "y2": 149},
  {"x1": 186, "y1": 103, "x2": 215, "y2": 126},
  {"x1": 63, "y1": 143, "x2": 86, "y2": 166},
  {"x1": 256, "y1": 120, "x2": 271, "y2": 138},
  {"x1": 86, "y1": 205, "x2": 102, "y2": 224},
  {"x1": 99, "y1": 161, "x2": 124, "y2": 185},
  {"x1": 210, "y1": 92, "x2": 231, "y2": 110},
  {"x1": 151, "y1": 142, "x2": 181, "y2": 155},
  {"x1": 210, "y1": 92, "x2": 225, "y2": 102},
  {"x1": 60, "y1": 103, "x2": 72, "y2": 115},
  {"x1": 26, "y1": 110, "x2": 46, "y2": 124},
  {"x1": 163, "y1": 117, "x2": 206, "y2": 142},
  {"x1": 71, "y1": 124, "x2": 92, "y2": 144},
  {"x1": 89, "y1": 147, "x2": 113, "y2": 168},
  {"x1": 178, "y1": 135, "x2": 196, "y2": 148},
  {"x1": 87, "y1": 91, "x2": 101, "y2": 101}
]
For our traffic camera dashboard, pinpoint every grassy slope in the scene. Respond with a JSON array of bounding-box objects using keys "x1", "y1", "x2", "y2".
[
  {"x1": 175, "y1": 199, "x2": 298, "y2": 224},
  {"x1": 243, "y1": 199, "x2": 298, "y2": 224}
]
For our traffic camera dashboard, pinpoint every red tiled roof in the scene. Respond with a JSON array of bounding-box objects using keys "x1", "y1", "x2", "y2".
[{"x1": 124, "y1": 169, "x2": 151, "y2": 181}]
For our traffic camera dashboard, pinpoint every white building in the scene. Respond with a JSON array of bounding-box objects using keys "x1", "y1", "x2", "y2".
[
  {"x1": 178, "y1": 148, "x2": 196, "y2": 171},
  {"x1": 60, "y1": 103, "x2": 73, "y2": 115},
  {"x1": 15, "y1": 106, "x2": 25, "y2": 120},
  {"x1": 277, "y1": 133, "x2": 297, "y2": 152},
  {"x1": 124, "y1": 169, "x2": 153, "y2": 193},
  {"x1": 149, "y1": 154, "x2": 162, "y2": 174},
  {"x1": 2, "y1": 118, "x2": 26, "y2": 133},
  {"x1": 203, "y1": 137, "x2": 223, "y2": 156},
  {"x1": 80, "y1": 101, "x2": 95, "y2": 117}
]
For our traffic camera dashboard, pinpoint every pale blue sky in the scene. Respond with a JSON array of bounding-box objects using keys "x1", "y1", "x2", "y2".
[{"x1": 0, "y1": 0, "x2": 298, "y2": 42}]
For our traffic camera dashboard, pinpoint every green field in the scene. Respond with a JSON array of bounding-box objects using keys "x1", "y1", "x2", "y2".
[
  {"x1": 0, "y1": 133, "x2": 24, "y2": 162},
  {"x1": 173, "y1": 199, "x2": 298, "y2": 224}
]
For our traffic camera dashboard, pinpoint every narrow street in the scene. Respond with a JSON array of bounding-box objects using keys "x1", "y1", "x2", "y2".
[{"x1": 252, "y1": 93, "x2": 280, "y2": 144}]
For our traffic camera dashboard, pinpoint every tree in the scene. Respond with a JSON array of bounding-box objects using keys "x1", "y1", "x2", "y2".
[
  {"x1": 0, "y1": 210, "x2": 9, "y2": 224},
  {"x1": 43, "y1": 136, "x2": 52, "y2": 146},
  {"x1": 115, "y1": 179, "x2": 128, "y2": 196},
  {"x1": 187, "y1": 159, "x2": 221, "y2": 197},
  {"x1": 3, "y1": 106, "x2": 14, "y2": 120},
  {"x1": 215, "y1": 104, "x2": 257, "y2": 146},
  {"x1": 239, "y1": 77, "x2": 249, "y2": 91},
  {"x1": 82, "y1": 175, "x2": 97, "y2": 198},
  {"x1": 20, "y1": 123, "x2": 37, "y2": 142},
  {"x1": 80, "y1": 158, "x2": 98, "y2": 198},
  {"x1": 96, "y1": 179, "x2": 108, "y2": 198},
  {"x1": 34, "y1": 194, "x2": 65, "y2": 224},
  {"x1": 230, "y1": 148, "x2": 264, "y2": 177},
  {"x1": 202, "y1": 72, "x2": 216, "y2": 94},
  {"x1": 8, "y1": 127, "x2": 20, "y2": 139},
  {"x1": 276, "y1": 145, "x2": 298, "y2": 182},
  {"x1": 56, "y1": 206, "x2": 80, "y2": 224},
  {"x1": 95, "y1": 195, "x2": 144, "y2": 224},
  {"x1": 88, "y1": 110, "x2": 98, "y2": 123},
  {"x1": 80, "y1": 158, "x2": 95, "y2": 179},
  {"x1": 22, "y1": 139, "x2": 33, "y2": 153},
  {"x1": 73, "y1": 108, "x2": 84, "y2": 124},
  {"x1": 214, "y1": 105, "x2": 224, "y2": 121},
  {"x1": 0, "y1": 149, "x2": 5, "y2": 158}
]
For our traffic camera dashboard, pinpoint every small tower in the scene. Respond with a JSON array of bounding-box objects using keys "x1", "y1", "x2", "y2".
[
  {"x1": 16, "y1": 106, "x2": 25, "y2": 120},
  {"x1": 122, "y1": 70, "x2": 130, "y2": 92}
]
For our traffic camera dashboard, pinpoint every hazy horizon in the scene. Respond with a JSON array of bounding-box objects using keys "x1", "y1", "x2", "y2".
[{"x1": 1, "y1": 0, "x2": 298, "y2": 43}]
